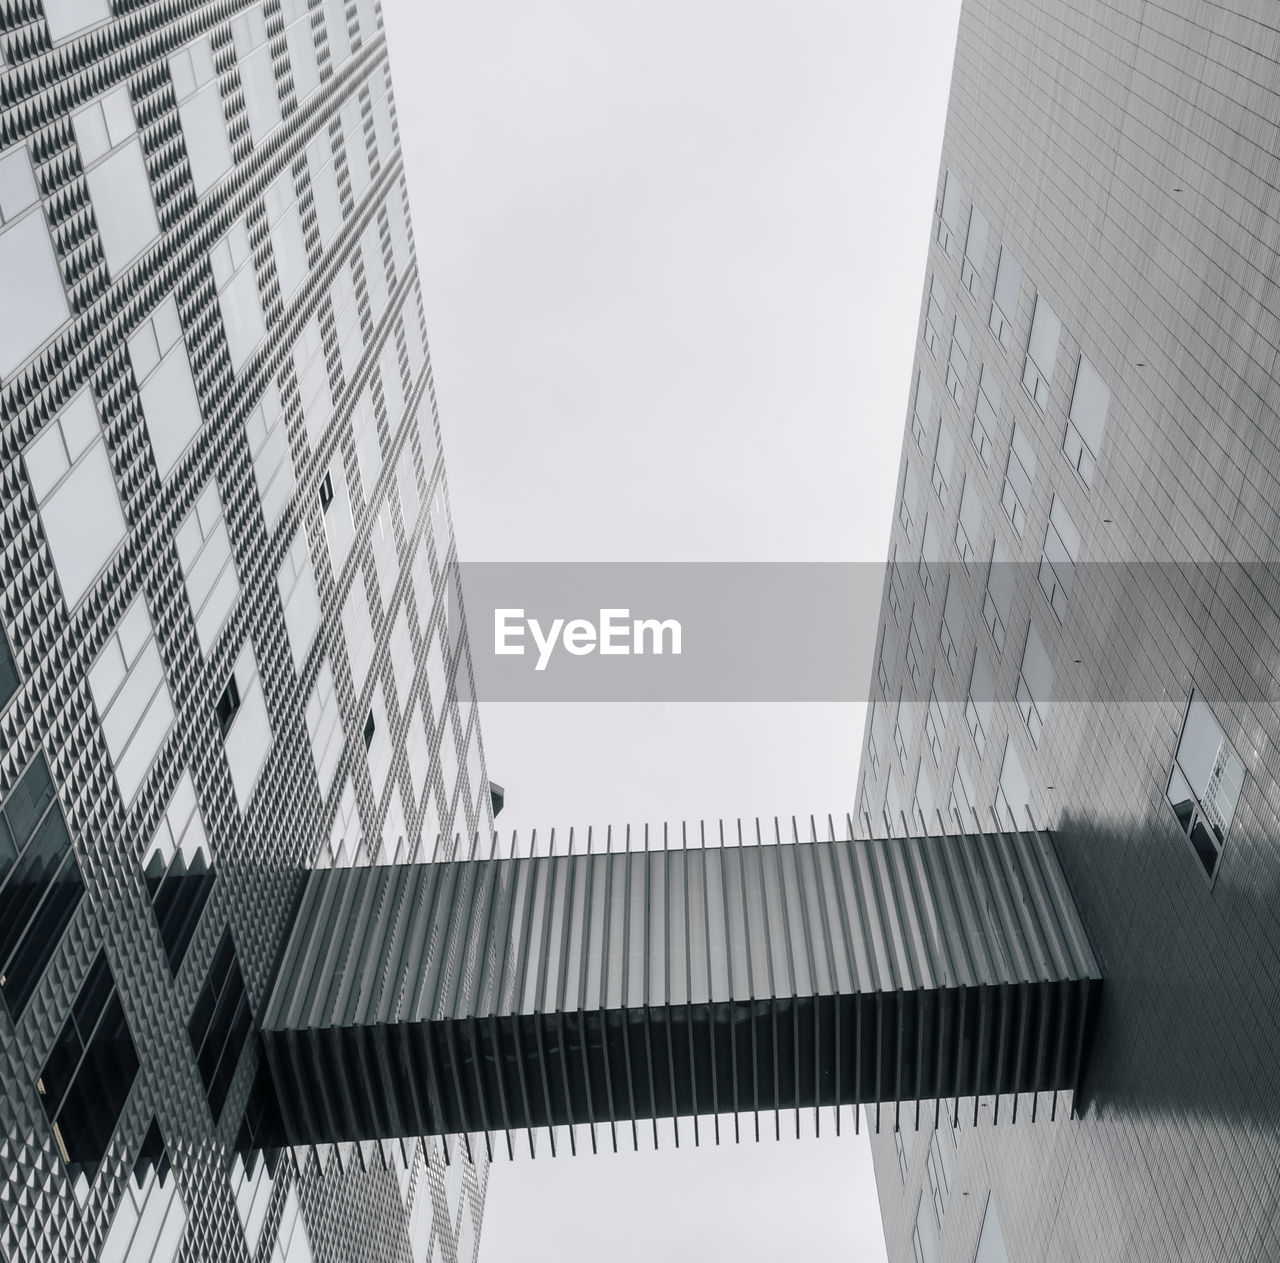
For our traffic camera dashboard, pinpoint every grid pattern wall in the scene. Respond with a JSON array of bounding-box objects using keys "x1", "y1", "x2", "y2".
[
  {"x1": 0, "y1": 0, "x2": 491, "y2": 1259},
  {"x1": 858, "y1": 2, "x2": 1280, "y2": 1261}
]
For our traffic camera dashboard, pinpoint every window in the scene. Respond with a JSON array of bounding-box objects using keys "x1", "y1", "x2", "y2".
[
  {"x1": 884, "y1": 767, "x2": 904, "y2": 834},
  {"x1": 905, "y1": 606, "x2": 925, "y2": 688},
  {"x1": 924, "y1": 274, "x2": 947, "y2": 355},
  {"x1": 911, "y1": 371, "x2": 933, "y2": 448},
  {"x1": 995, "y1": 736, "x2": 1031, "y2": 828},
  {"x1": 87, "y1": 596, "x2": 175, "y2": 805},
  {"x1": 306, "y1": 130, "x2": 343, "y2": 253},
  {"x1": 219, "y1": 641, "x2": 273, "y2": 811},
  {"x1": 246, "y1": 381, "x2": 294, "y2": 530},
  {"x1": 955, "y1": 477, "x2": 981, "y2": 563},
  {"x1": 1016, "y1": 621, "x2": 1053, "y2": 746},
  {"x1": 912, "y1": 1195, "x2": 939, "y2": 1263},
  {"x1": 961, "y1": 205, "x2": 988, "y2": 295},
  {"x1": 388, "y1": 604, "x2": 415, "y2": 714},
  {"x1": 926, "y1": 1131, "x2": 954, "y2": 1224},
  {"x1": 867, "y1": 700, "x2": 886, "y2": 777},
  {"x1": 44, "y1": 0, "x2": 111, "y2": 42},
  {"x1": 368, "y1": 66, "x2": 395, "y2": 168},
  {"x1": 1038, "y1": 494, "x2": 1079, "y2": 620},
  {"x1": 894, "y1": 1127, "x2": 912, "y2": 1181},
  {"x1": 1000, "y1": 422, "x2": 1036, "y2": 537},
  {"x1": 965, "y1": 648, "x2": 994, "y2": 757},
  {"x1": 72, "y1": 86, "x2": 159, "y2": 276},
  {"x1": 277, "y1": 533, "x2": 321, "y2": 674},
  {"x1": 39, "y1": 952, "x2": 139, "y2": 1172},
  {"x1": 362, "y1": 214, "x2": 391, "y2": 332},
  {"x1": 281, "y1": 0, "x2": 320, "y2": 100},
  {"x1": 363, "y1": 709, "x2": 376, "y2": 750},
  {"x1": 931, "y1": 419, "x2": 954, "y2": 499},
  {"x1": 936, "y1": 169, "x2": 963, "y2": 257},
  {"x1": 1065, "y1": 354, "x2": 1109, "y2": 486},
  {"x1": 973, "y1": 1195, "x2": 1011, "y2": 1263},
  {"x1": 1166, "y1": 692, "x2": 1245, "y2": 880},
  {"x1": 939, "y1": 578, "x2": 963, "y2": 673},
  {"x1": 342, "y1": 573, "x2": 377, "y2": 697},
  {"x1": 945, "y1": 318, "x2": 970, "y2": 402},
  {"x1": 899, "y1": 461, "x2": 921, "y2": 543},
  {"x1": 231, "y1": 4, "x2": 282, "y2": 145},
  {"x1": 886, "y1": 549, "x2": 903, "y2": 623},
  {"x1": 406, "y1": 700, "x2": 430, "y2": 806},
  {"x1": 914, "y1": 762, "x2": 937, "y2": 831},
  {"x1": 293, "y1": 314, "x2": 332, "y2": 450},
  {"x1": 129, "y1": 295, "x2": 204, "y2": 479},
  {"x1": 330, "y1": 260, "x2": 364, "y2": 388},
  {"x1": 188, "y1": 929, "x2": 251, "y2": 1124},
  {"x1": 983, "y1": 539, "x2": 1013, "y2": 652},
  {"x1": 321, "y1": 459, "x2": 357, "y2": 572},
  {"x1": 971, "y1": 362, "x2": 999, "y2": 466},
  {"x1": 341, "y1": 91, "x2": 372, "y2": 204},
  {"x1": 0, "y1": 625, "x2": 16, "y2": 712},
  {"x1": 989, "y1": 246, "x2": 1021, "y2": 349},
  {"x1": 305, "y1": 658, "x2": 345, "y2": 797},
  {"x1": 1022, "y1": 294, "x2": 1060, "y2": 409},
  {"x1": 925, "y1": 683, "x2": 946, "y2": 763},
  {"x1": 366, "y1": 686, "x2": 393, "y2": 801},
  {"x1": 265, "y1": 169, "x2": 307, "y2": 304},
  {"x1": 99, "y1": 1123, "x2": 187, "y2": 1263},
  {"x1": 323, "y1": 0, "x2": 353, "y2": 67},
  {"x1": 211, "y1": 217, "x2": 266, "y2": 372},
  {"x1": 894, "y1": 699, "x2": 918, "y2": 764},
  {"x1": 0, "y1": 144, "x2": 71, "y2": 378},
  {"x1": 231, "y1": 1152, "x2": 275, "y2": 1256},
  {"x1": 949, "y1": 754, "x2": 976, "y2": 830},
  {"x1": 918, "y1": 515, "x2": 940, "y2": 602},
  {"x1": 319, "y1": 472, "x2": 334, "y2": 510},
  {"x1": 24, "y1": 391, "x2": 127, "y2": 607},
  {"x1": 143, "y1": 772, "x2": 213, "y2": 974},
  {"x1": 0, "y1": 753, "x2": 85, "y2": 1019},
  {"x1": 170, "y1": 36, "x2": 233, "y2": 196},
  {"x1": 176, "y1": 481, "x2": 241, "y2": 656}
]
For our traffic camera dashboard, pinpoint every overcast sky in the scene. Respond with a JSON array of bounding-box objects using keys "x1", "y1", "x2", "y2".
[{"x1": 383, "y1": 1, "x2": 964, "y2": 1257}]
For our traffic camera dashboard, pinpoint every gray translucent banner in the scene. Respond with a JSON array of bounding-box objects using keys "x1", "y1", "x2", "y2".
[{"x1": 450, "y1": 562, "x2": 1280, "y2": 702}]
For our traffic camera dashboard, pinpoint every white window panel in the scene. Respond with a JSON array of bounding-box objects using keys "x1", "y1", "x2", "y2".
[
  {"x1": 388, "y1": 604, "x2": 414, "y2": 714},
  {"x1": 931, "y1": 418, "x2": 954, "y2": 498},
  {"x1": 145, "y1": 770, "x2": 209, "y2": 870},
  {"x1": 130, "y1": 295, "x2": 203, "y2": 479},
  {"x1": 365, "y1": 685, "x2": 392, "y2": 802},
  {"x1": 897, "y1": 460, "x2": 919, "y2": 543},
  {"x1": 403, "y1": 292, "x2": 427, "y2": 389},
  {"x1": 341, "y1": 95, "x2": 371, "y2": 203},
  {"x1": 171, "y1": 38, "x2": 233, "y2": 196},
  {"x1": 425, "y1": 630, "x2": 446, "y2": 725},
  {"x1": 232, "y1": 4, "x2": 282, "y2": 145},
  {"x1": 212, "y1": 217, "x2": 266, "y2": 372},
  {"x1": 456, "y1": 1205, "x2": 475, "y2": 1263},
  {"x1": 936, "y1": 169, "x2": 963, "y2": 256},
  {"x1": 99, "y1": 1164, "x2": 188, "y2": 1263},
  {"x1": 416, "y1": 396, "x2": 438, "y2": 480},
  {"x1": 282, "y1": 0, "x2": 320, "y2": 101},
  {"x1": 322, "y1": 0, "x2": 352, "y2": 68},
  {"x1": 387, "y1": 182, "x2": 411, "y2": 282},
  {"x1": 950, "y1": 753, "x2": 976, "y2": 827},
  {"x1": 307, "y1": 132, "x2": 343, "y2": 251},
  {"x1": 996, "y1": 737, "x2": 1031, "y2": 828},
  {"x1": 396, "y1": 442, "x2": 421, "y2": 533},
  {"x1": 437, "y1": 711, "x2": 457, "y2": 806},
  {"x1": 983, "y1": 537, "x2": 1014, "y2": 652},
  {"x1": 0, "y1": 147, "x2": 70, "y2": 378},
  {"x1": 370, "y1": 491, "x2": 399, "y2": 608},
  {"x1": 353, "y1": 386, "x2": 383, "y2": 496},
  {"x1": 381, "y1": 783, "x2": 408, "y2": 863},
  {"x1": 914, "y1": 762, "x2": 937, "y2": 831},
  {"x1": 409, "y1": 536, "x2": 431, "y2": 635},
  {"x1": 321, "y1": 456, "x2": 356, "y2": 572},
  {"x1": 429, "y1": 486, "x2": 451, "y2": 568},
  {"x1": 910, "y1": 371, "x2": 932, "y2": 448},
  {"x1": 293, "y1": 315, "x2": 332, "y2": 449},
  {"x1": 923, "y1": 272, "x2": 947, "y2": 355},
  {"x1": 964, "y1": 647, "x2": 994, "y2": 759},
  {"x1": 406, "y1": 700, "x2": 429, "y2": 805},
  {"x1": 961, "y1": 205, "x2": 988, "y2": 294},
  {"x1": 231, "y1": 1154, "x2": 274, "y2": 1257},
  {"x1": 1017, "y1": 620, "x2": 1053, "y2": 746},
  {"x1": 342, "y1": 573, "x2": 376, "y2": 696},
  {"x1": 955, "y1": 476, "x2": 982, "y2": 563},
  {"x1": 1001, "y1": 422, "x2": 1036, "y2": 537},
  {"x1": 354, "y1": 0, "x2": 376, "y2": 45},
  {"x1": 88, "y1": 596, "x2": 175, "y2": 805},
  {"x1": 305, "y1": 657, "x2": 344, "y2": 796},
  {"x1": 265, "y1": 169, "x2": 307, "y2": 303},
  {"x1": 326, "y1": 776, "x2": 358, "y2": 866},
  {"x1": 223, "y1": 640, "x2": 273, "y2": 812},
  {"x1": 44, "y1": 0, "x2": 111, "y2": 42},
  {"x1": 990, "y1": 246, "x2": 1021, "y2": 348},
  {"x1": 271, "y1": 1186, "x2": 314, "y2": 1263},
  {"x1": 361, "y1": 217, "x2": 389, "y2": 329},
  {"x1": 1022, "y1": 293, "x2": 1061, "y2": 409},
  {"x1": 331, "y1": 262, "x2": 364, "y2": 385},
  {"x1": 369, "y1": 67, "x2": 393, "y2": 164},
  {"x1": 974, "y1": 1197, "x2": 1010, "y2": 1263},
  {"x1": 971, "y1": 362, "x2": 999, "y2": 466},
  {"x1": 379, "y1": 334, "x2": 405, "y2": 432},
  {"x1": 1066, "y1": 354, "x2": 1110, "y2": 486},
  {"x1": 464, "y1": 723, "x2": 483, "y2": 814},
  {"x1": 913, "y1": 1195, "x2": 939, "y2": 1263},
  {"x1": 25, "y1": 392, "x2": 126, "y2": 607},
  {"x1": 247, "y1": 380, "x2": 294, "y2": 529},
  {"x1": 175, "y1": 481, "x2": 240, "y2": 656},
  {"x1": 277, "y1": 532, "x2": 321, "y2": 673},
  {"x1": 73, "y1": 87, "x2": 159, "y2": 276}
]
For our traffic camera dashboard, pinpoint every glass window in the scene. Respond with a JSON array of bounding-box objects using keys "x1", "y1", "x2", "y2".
[
  {"x1": 899, "y1": 460, "x2": 920, "y2": 543},
  {"x1": 971, "y1": 362, "x2": 999, "y2": 466},
  {"x1": 925, "y1": 681, "x2": 946, "y2": 764},
  {"x1": 0, "y1": 146, "x2": 70, "y2": 378},
  {"x1": 265, "y1": 169, "x2": 308, "y2": 304},
  {"x1": 307, "y1": 130, "x2": 343, "y2": 251},
  {"x1": 331, "y1": 260, "x2": 364, "y2": 386},
  {"x1": 246, "y1": 381, "x2": 294, "y2": 529},
  {"x1": 1038, "y1": 494, "x2": 1079, "y2": 620},
  {"x1": 990, "y1": 246, "x2": 1021, "y2": 349},
  {"x1": 305, "y1": 658, "x2": 344, "y2": 798},
  {"x1": 939, "y1": 576, "x2": 963, "y2": 673},
  {"x1": 961, "y1": 205, "x2": 988, "y2": 295},
  {"x1": 211, "y1": 217, "x2": 266, "y2": 372},
  {"x1": 87, "y1": 596, "x2": 175, "y2": 805},
  {"x1": 911, "y1": 370, "x2": 933, "y2": 449},
  {"x1": 277, "y1": 532, "x2": 321, "y2": 674},
  {"x1": 1023, "y1": 294, "x2": 1060, "y2": 408},
  {"x1": 936, "y1": 169, "x2": 963, "y2": 257},
  {"x1": 230, "y1": 1152, "x2": 274, "y2": 1256},
  {"x1": 369, "y1": 67, "x2": 395, "y2": 167},
  {"x1": 0, "y1": 753, "x2": 85, "y2": 1019},
  {"x1": 931, "y1": 418, "x2": 954, "y2": 499},
  {"x1": 221, "y1": 640, "x2": 273, "y2": 812},
  {"x1": 231, "y1": 4, "x2": 282, "y2": 145},
  {"x1": 955, "y1": 476, "x2": 981, "y2": 563},
  {"x1": 72, "y1": 87, "x2": 159, "y2": 276},
  {"x1": 1016, "y1": 621, "x2": 1053, "y2": 746},
  {"x1": 282, "y1": 0, "x2": 321, "y2": 101},
  {"x1": 293, "y1": 314, "x2": 333, "y2": 449},
  {"x1": 946, "y1": 317, "x2": 970, "y2": 402},
  {"x1": 342, "y1": 572, "x2": 376, "y2": 696},
  {"x1": 949, "y1": 753, "x2": 976, "y2": 830},
  {"x1": 24, "y1": 392, "x2": 127, "y2": 608},
  {"x1": 44, "y1": 0, "x2": 111, "y2": 42},
  {"x1": 0, "y1": 625, "x2": 17, "y2": 712},
  {"x1": 341, "y1": 93, "x2": 372, "y2": 204},
  {"x1": 1065, "y1": 354, "x2": 1109, "y2": 486},
  {"x1": 918, "y1": 515, "x2": 941, "y2": 601},
  {"x1": 405, "y1": 700, "x2": 429, "y2": 806},
  {"x1": 323, "y1": 0, "x2": 353, "y2": 67},
  {"x1": 321, "y1": 456, "x2": 356, "y2": 572},
  {"x1": 1000, "y1": 421, "x2": 1036, "y2": 537},
  {"x1": 965, "y1": 647, "x2": 994, "y2": 758},
  {"x1": 353, "y1": 385, "x2": 384, "y2": 498},
  {"x1": 974, "y1": 1195, "x2": 1011, "y2": 1263},
  {"x1": 129, "y1": 295, "x2": 204, "y2": 479},
  {"x1": 914, "y1": 762, "x2": 937, "y2": 831},
  {"x1": 912, "y1": 1195, "x2": 939, "y2": 1263},
  {"x1": 388, "y1": 604, "x2": 415, "y2": 714},
  {"x1": 170, "y1": 37, "x2": 233, "y2": 195},
  {"x1": 926, "y1": 1130, "x2": 954, "y2": 1224},
  {"x1": 143, "y1": 772, "x2": 212, "y2": 974},
  {"x1": 426, "y1": 629, "x2": 448, "y2": 725},
  {"x1": 100, "y1": 1129, "x2": 187, "y2": 1263},
  {"x1": 894, "y1": 698, "x2": 919, "y2": 763},
  {"x1": 187, "y1": 929, "x2": 250, "y2": 1124},
  {"x1": 175, "y1": 481, "x2": 240, "y2": 656},
  {"x1": 327, "y1": 777, "x2": 360, "y2": 867},
  {"x1": 1166, "y1": 691, "x2": 1245, "y2": 880},
  {"x1": 995, "y1": 736, "x2": 1031, "y2": 828},
  {"x1": 983, "y1": 539, "x2": 1013, "y2": 653},
  {"x1": 904, "y1": 605, "x2": 925, "y2": 688},
  {"x1": 924, "y1": 273, "x2": 947, "y2": 356},
  {"x1": 362, "y1": 215, "x2": 390, "y2": 330}
]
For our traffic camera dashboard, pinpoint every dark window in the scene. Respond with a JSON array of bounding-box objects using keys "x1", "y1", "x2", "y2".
[
  {"x1": 0, "y1": 625, "x2": 17, "y2": 711},
  {"x1": 363, "y1": 710, "x2": 375, "y2": 749},
  {"x1": 188, "y1": 929, "x2": 252, "y2": 1124},
  {"x1": 145, "y1": 849, "x2": 215, "y2": 975},
  {"x1": 1167, "y1": 692, "x2": 1244, "y2": 880},
  {"x1": 135, "y1": 1117, "x2": 171, "y2": 1188},
  {"x1": 319, "y1": 471, "x2": 334, "y2": 510},
  {"x1": 0, "y1": 753, "x2": 85, "y2": 1019},
  {"x1": 215, "y1": 675, "x2": 241, "y2": 738},
  {"x1": 39, "y1": 952, "x2": 139, "y2": 1174}
]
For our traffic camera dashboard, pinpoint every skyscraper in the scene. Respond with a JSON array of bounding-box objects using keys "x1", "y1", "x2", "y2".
[
  {"x1": 859, "y1": 1, "x2": 1280, "y2": 1260},
  {"x1": 0, "y1": 0, "x2": 493, "y2": 1258}
]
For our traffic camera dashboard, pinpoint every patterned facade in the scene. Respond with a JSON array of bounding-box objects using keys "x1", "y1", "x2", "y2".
[
  {"x1": 859, "y1": 2, "x2": 1280, "y2": 1261},
  {"x1": 0, "y1": 0, "x2": 491, "y2": 1259}
]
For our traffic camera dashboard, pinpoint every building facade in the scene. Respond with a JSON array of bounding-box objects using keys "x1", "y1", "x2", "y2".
[
  {"x1": 0, "y1": 0, "x2": 492, "y2": 1259},
  {"x1": 859, "y1": 2, "x2": 1280, "y2": 1261}
]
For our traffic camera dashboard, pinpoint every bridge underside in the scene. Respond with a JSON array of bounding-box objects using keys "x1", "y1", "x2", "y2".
[{"x1": 260, "y1": 829, "x2": 1102, "y2": 1150}]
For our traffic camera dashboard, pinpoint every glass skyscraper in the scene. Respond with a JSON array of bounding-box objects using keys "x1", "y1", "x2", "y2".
[
  {"x1": 0, "y1": 0, "x2": 492, "y2": 1258},
  {"x1": 860, "y1": 1, "x2": 1280, "y2": 1260}
]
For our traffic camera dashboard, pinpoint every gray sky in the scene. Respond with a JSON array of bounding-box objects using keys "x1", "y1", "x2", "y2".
[{"x1": 383, "y1": 1, "x2": 963, "y2": 1257}]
